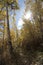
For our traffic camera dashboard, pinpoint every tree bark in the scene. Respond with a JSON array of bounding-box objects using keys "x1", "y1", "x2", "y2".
[{"x1": 6, "y1": 3, "x2": 13, "y2": 52}]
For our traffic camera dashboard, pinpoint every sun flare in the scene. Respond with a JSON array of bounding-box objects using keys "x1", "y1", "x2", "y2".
[{"x1": 24, "y1": 10, "x2": 32, "y2": 20}]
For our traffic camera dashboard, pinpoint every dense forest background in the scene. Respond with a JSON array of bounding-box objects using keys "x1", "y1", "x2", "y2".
[{"x1": 0, "y1": 0, "x2": 43, "y2": 65}]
